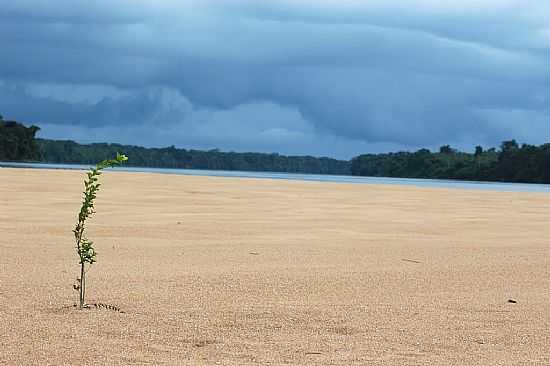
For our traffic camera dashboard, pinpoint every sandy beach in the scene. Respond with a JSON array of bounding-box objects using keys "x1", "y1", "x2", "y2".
[{"x1": 1, "y1": 167, "x2": 549, "y2": 365}]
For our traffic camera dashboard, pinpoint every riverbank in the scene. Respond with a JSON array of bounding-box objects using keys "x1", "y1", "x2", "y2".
[
  {"x1": 3, "y1": 161, "x2": 550, "y2": 193},
  {"x1": 1, "y1": 167, "x2": 549, "y2": 365}
]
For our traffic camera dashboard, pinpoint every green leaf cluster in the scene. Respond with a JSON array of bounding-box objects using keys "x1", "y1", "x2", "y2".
[{"x1": 74, "y1": 153, "x2": 127, "y2": 265}]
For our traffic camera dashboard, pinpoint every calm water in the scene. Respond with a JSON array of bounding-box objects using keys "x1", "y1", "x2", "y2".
[{"x1": 2, "y1": 161, "x2": 550, "y2": 193}]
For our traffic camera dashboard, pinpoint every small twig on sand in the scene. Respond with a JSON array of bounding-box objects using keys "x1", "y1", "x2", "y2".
[{"x1": 402, "y1": 258, "x2": 422, "y2": 264}]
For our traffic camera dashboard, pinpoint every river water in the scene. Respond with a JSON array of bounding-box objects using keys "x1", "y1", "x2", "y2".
[{"x1": 2, "y1": 161, "x2": 549, "y2": 193}]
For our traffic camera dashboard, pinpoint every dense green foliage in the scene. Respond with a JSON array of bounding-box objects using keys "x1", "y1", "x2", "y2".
[
  {"x1": 351, "y1": 147, "x2": 499, "y2": 181},
  {"x1": 36, "y1": 139, "x2": 351, "y2": 175},
  {"x1": 1, "y1": 118, "x2": 549, "y2": 184},
  {"x1": 73, "y1": 153, "x2": 128, "y2": 309},
  {"x1": 351, "y1": 141, "x2": 550, "y2": 183},
  {"x1": 0, "y1": 118, "x2": 41, "y2": 161}
]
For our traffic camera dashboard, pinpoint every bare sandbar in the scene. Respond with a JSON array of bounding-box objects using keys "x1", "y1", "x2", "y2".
[{"x1": 1, "y1": 167, "x2": 549, "y2": 365}]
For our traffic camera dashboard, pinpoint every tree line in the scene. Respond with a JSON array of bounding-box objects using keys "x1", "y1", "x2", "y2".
[
  {"x1": 1, "y1": 118, "x2": 549, "y2": 183},
  {"x1": 350, "y1": 142, "x2": 550, "y2": 183},
  {"x1": 36, "y1": 138, "x2": 351, "y2": 175},
  {"x1": 0, "y1": 116, "x2": 41, "y2": 161}
]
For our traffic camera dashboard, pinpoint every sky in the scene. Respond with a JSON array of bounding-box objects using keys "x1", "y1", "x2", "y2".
[{"x1": 1, "y1": 1, "x2": 550, "y2": 159}]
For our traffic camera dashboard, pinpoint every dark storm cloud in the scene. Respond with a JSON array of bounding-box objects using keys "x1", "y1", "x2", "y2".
[{"x1": 1, "y1": 1, "x2": 550, "y2": 158}]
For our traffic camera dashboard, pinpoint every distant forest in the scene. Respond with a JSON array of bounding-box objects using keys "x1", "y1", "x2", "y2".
[
  {"x1": 351, "y1": 143, "x2": 550, "y2": 183},
  {"x1": 1, "y1": 118, "x2": 550, "y2": 183},
  {"x1": 0, "y1": 118, "x2": 41, "y2": 161},
  {"x1": 37, "y1": 139, "x2": 350, "y2": 175}
]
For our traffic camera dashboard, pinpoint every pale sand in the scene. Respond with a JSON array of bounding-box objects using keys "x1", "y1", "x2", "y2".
[{"x1": 1, "y1": 167, "x2": 549, "y2": 365}]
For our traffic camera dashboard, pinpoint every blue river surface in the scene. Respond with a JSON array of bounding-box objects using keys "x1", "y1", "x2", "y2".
[{"x1": 2, "y1": 161, "x2": 550, "y2": 193}]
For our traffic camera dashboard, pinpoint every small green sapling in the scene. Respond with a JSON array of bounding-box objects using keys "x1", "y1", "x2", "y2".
[{"x1": 73, "y1": 153, "x2": 127, "y2": 309}]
